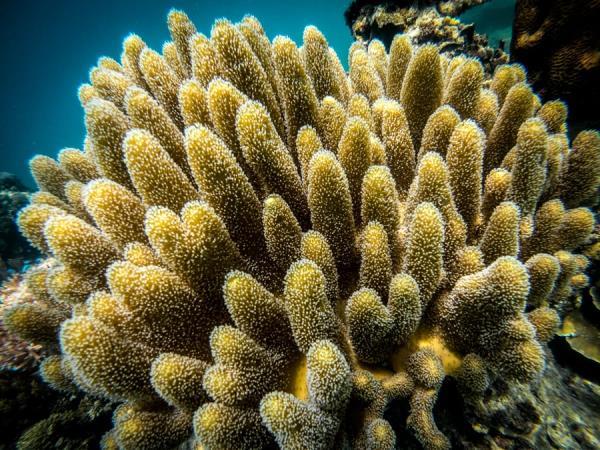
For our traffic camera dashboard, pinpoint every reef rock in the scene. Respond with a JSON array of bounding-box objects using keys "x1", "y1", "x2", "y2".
[
  {"x1": 344, "y1": 0, "x2": 508, "y2": 75},
  {"x1": 0, "y1": 172, "x2": 38, "y2": 281},
  {"x1": 511, "y1": 0, "x2": 600, "y2": 132},
  {"x1": 456, "y1": 350, "x2": 600, "y2": 449}
]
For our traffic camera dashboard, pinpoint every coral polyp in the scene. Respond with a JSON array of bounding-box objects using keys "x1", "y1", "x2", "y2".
[{"x1": 6, "y1": 9, "x2": 599, "y2": 450}]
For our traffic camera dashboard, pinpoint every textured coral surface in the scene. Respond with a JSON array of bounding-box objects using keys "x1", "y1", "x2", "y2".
[
  {"x1": 1, "y1": 269, "x2": 45, "y2": 371},
  {"x1": 5, "y1": 10, "x2": 600, "y2": 450}
]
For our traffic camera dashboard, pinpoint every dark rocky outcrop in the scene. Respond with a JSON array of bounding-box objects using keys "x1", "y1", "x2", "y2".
[{"x1": 510, "y1": 0, "x2": 600, "y2": 133}]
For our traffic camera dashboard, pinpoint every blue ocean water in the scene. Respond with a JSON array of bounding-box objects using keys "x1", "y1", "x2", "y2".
[
  {"x1": 0, "y1": 0, "x2": 352, "y2": 187},
  {"x1": 459, "y1": 0, "x2": 516, "y2": 49}
]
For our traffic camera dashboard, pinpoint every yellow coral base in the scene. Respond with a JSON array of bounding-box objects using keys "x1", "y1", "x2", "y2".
[
  {"x1": 285, "y1": 354, "x2": 309, "y2": 401},
  {"x1": 390, "y1": 326, "x2": 463, "y2": 375}
]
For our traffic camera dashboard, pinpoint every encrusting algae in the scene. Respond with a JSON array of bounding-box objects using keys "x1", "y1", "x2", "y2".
[{"x1": 4, "y1": 9, "x2": 600, "y2": 450}]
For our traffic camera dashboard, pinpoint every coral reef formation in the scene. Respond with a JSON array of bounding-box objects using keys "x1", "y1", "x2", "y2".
[
  {"x1": 511, "y1": 0, "x2": 600, "y2": 132},
  {"x1": 344, "y1": 0, "x2": 508, "y2": 75},
  {"x1": 345, "y1": 0, "x2": 489, "y2": 27},
  {"x1": 1, "y1": 378, "x2": 113, "y2": 450},
  {"x1": 0, "y1": 172, "x2": 38, "y2": 282},
  {"x1": 556, "y1": 230, "x2": 600, "y2": 380},
  {"x1": 0, "y1": 262, "x2": 114, "y2": 450},
  {"x1": 1, "y1": 268, "x2": 47, "y2": 372},
  {"x1": 5, "y1": 10, "x2": 600, "y2": 449}
]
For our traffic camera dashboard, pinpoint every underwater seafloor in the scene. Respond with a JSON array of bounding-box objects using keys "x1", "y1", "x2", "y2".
[{"x1": 1, "y1": 1, "x2": 599, "y2": 449}]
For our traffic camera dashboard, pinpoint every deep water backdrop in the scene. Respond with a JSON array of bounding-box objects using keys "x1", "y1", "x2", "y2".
[
  {"x1": 1, "y1": 0, "x2": 515, "y2": 187},
  {"x1": 459, "y1": 0, "x2": 515, "y2": 48}
]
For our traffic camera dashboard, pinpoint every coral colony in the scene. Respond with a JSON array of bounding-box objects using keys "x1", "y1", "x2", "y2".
[{"x1": 4, "y1": 10, "x2": 599, "y2": 450}]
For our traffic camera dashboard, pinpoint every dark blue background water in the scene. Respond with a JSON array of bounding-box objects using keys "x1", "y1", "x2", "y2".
[
  {"x1": 1, "y1": 0, "x2": 515, "y2": 188},
  {"x1": 459, "y1": 0, "x2": 515, "y2": 48}
]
